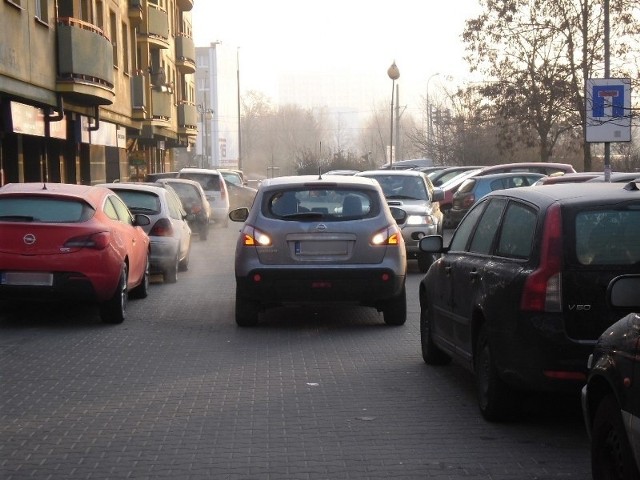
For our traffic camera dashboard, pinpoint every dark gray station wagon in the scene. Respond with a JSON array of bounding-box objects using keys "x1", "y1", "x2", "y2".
[{"x1": 419, "y1": 181, "x2": 640, "y2": 421}]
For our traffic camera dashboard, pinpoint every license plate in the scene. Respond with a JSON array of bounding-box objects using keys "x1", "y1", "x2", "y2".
[
  {"x1": 1, "y1": 272, "x2": 54, "y2": 286},
  {"x1": 295, "y1": 241, "x2": 348, "y2": 255}
]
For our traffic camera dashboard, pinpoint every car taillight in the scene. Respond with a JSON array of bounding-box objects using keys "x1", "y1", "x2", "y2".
[
  {"x1": 241, "y1": 225, "x2": 271, "y2": 246},
  {"x1": 149, "y1": 218, "x2": 174, "y2": 237},
  {"x1": 520, "y1": 204, "x2": 562, "y2": 312},
  {"x1": 64, "y1": 231, "x2": 110, "y2": 250},
  {"x1": 371, "y1": 224, "x2": 402, "y2": 246},
  {"x1": 191, "y1": 204, "x2": 202, "y2": 214}
]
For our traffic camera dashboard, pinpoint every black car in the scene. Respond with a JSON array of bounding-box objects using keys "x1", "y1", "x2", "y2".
[
  {"x1": 582, "y1": 274, "x2": 640, "y2": 480},
  {"x1": 418, "y1": 181, "x2": 640, "y2": 421}
]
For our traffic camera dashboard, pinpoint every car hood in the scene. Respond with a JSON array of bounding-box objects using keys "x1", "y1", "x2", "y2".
[{"x1": 385, "y1": 199, "x2": 434, "y2": 215}]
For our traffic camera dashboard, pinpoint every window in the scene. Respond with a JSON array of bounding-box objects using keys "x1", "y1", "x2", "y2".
[
  {"x1": 110, "y1": 10, "x2": 118, "y2": 67},
  {"x1": 468, "y1": 198, "x2": 505, "y2": 254},
  {"x1": 449, "y1": 200, "x2": 487, "y2": 252},
  {"x1": 268, "y1": 189, "x2": 377, "y2": 220},
  {"x1": 122, "y1": 21, "x2": 129, "y2": 74},
  {"x1": 575, "y1": 209, "x2": 640, "y2": 266},
  {"x1": 35, "y1": 0, "x2": 49, "y2": 23},
  {"x1": 110, "y1": 195, "x2": 134, "y2": 225},
  {"x1": 496, "y1": 202, "x2": 537, "y2": 259},
  {"x1": 0, "y1": 197, "x2": 94, "y2": 223}
]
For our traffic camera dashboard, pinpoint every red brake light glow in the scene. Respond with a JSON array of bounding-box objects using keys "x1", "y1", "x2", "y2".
[{"x1": 149, "y1": 218, "x2": 174, "y2": 237}]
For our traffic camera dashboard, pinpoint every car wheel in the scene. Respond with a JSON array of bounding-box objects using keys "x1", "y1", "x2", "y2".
[
  {"x1": 129, "y1": 253, "x2": 150, "y2": 299},
  {"x1": 164, "y1": 255, "x2": 179, "y2": 284},
  {"x1": 381, "y1": 286, "x2": 407, "y2": 326},
  {"x1": 235, "y1": 289, "x2": 260, "y2": 327},
  {"x1": 420, "y1": 298, "x2": 451, "y2": 365},
  {"x1": 417, "y1": 253, "x2": 435, "y2": 273},
  {"x1": 100, "y1": 263, "x2": 128, "y2": 324},
  {"x1": 474, "y1": 324, "x2": 519, "y2": 421},
  {"x1": 591, "y1": 394, "x2": 640, "y2": 480}
]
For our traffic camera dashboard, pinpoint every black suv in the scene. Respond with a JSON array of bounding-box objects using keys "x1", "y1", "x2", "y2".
[
  {"x1": 582, "y1": 274, "x2": 640, "y2": 480},
  {"x1": 418, "y1": 181, "x2": 640, "y2": 421}
]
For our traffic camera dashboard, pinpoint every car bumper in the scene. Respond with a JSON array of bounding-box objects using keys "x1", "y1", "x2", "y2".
[
  {"x1": 236, "y1": 267, "x2": 405, "y2": 306},
  {"x1": 401, "y1": 224, "x2": 439, "y2": 258},
  {"x1": 149, "y1": 238, "x2": 179, "y2": 273}
]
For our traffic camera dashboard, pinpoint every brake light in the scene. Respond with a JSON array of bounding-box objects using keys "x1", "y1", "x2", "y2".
[
  {"x1": 520, "y1": 204, "x2": 562, "y2": 312},
  {"x1": 241, "y1": 225, "x2": 271, "y2": 246},
  {"x1": 372, "y1": 224, "x2": 402, "y2": 246},
  {"x1": 64, "y1": 232, "x2": 110, "y2": 250},
  {"x1": 149, "y1": 218, "x2": 174, "y2": 237}
]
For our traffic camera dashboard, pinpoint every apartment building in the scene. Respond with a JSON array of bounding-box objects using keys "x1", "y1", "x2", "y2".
[{"x1": 0, "y1": 0, "x2": 196, "y2": 185}]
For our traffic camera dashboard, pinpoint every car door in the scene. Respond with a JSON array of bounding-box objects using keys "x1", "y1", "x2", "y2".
[
  {"x1": 430, "y1": 200, "x2": 489, "y2": 355},
  {"x1": 449, "y1": 198, "x2": 507, "y2": 363}
]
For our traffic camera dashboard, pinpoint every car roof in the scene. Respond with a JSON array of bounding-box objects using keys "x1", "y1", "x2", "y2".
[
  {"x1": 466, "y1": 172, "x2": 546, "y2": 181},
  {"x1": 179, "y1": 167, "x2": 221, "y2": 175},
  {"x1": 259, "y1": 174, "x2": 380, "y2": 190},
  {"x1": 477, "y1": 162, "x2": 576, "y2": 174},
  {"x1": 489, "y1": 180, "x2": 640, "y2": 207},
  {"x1": 98, "y1": 182, "x2": 170, "y2": 196},
  {"x1": 357, "y1": 169, "x2": 427, "y2": 178},
  {"x1": 0, "y1": 182, "x2": 109, "y2": 208}
]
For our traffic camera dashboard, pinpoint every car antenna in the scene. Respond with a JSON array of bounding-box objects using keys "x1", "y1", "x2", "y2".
[
  {"x1": 42, "y1": 183, "x2": 48, "y2": 190},
  {"x1": 318, "y1": 166, "x2": 322, "y2": 180}
]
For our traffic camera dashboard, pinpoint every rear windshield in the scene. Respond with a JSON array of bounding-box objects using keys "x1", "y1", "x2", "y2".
[
  {"x1": 112, "y1": 190, "x2": 161, "y2": 215},
  {"x1": 360, "y1": 174, "x2": 428, "y2": 200},
  {"x1": 179, "y1": 173, "x2": 221, "y2": 191},
  {"x1": 265, "y1": 188, "x2": 379, "y2": 221},
  {"x1": 0, "y1": 197, "x2": 94, "y2": 223},
  {"x1": 575, "y1": 209, "x2": 640, "y2": 265}
]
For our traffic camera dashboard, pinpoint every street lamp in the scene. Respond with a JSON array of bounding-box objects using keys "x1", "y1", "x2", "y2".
[
  {"x1": 426, "y1": 72, "x2": 441, "y2": 152},
  {"x1": 197, "y1": 103, "x2": 214, "y2": 169},
  {"x1": 387, "y1": 61, "x2": 400, "y2": 166}
]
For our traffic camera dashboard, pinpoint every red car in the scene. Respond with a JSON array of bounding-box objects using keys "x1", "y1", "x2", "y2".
[{"x1": 0, "y1": 183, "x2": 151, "y2": 324}]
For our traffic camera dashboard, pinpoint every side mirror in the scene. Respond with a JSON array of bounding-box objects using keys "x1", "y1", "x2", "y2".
[
  {"x1": 432, "y1": 188, "x2": 445, "y2": 202},
  {"x1": 229, "y1": 207, "x2": 250, "y2": 222},
  {"x1": 419, "y1": 235, "x2": 444, "y2": 253},
  {"x1": 389, "y1": 206, "x2": 407, "y2": 223}
]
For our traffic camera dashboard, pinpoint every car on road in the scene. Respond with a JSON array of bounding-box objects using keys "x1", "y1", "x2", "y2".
[
  {"x1": 582, "y1": 274, "x2": 640, "y2": 480},
  {"x1": 229, "y1": 174, "x2": 408, "y2": 327},
  {"x1": 156, "y1": 178, "x2": 211, "y2": 241},
  {"x1": 0, "y1": 182, "x2": 151, "y2": 324},
  {"x1": 100, "y1": 183, "x2": 192, "y2": 284},
  {"x1": 356, "y1": 169, "x2": 444, "y2": 272},
  {"x1": 449, "y1": 172, "x2": 544, "y2": 227},
  {"x1": 435, "y1": 168, "x2": 483, "y2": 229},
  {"x1": 178, "y1": 167, "x2": 230, "y2": 227},
  {"x1": 418, "y1": 182, "x2": 640, "y2": 421},
  {"x1": 219, "y1": 169, "x2": 258, "y2": 210}
]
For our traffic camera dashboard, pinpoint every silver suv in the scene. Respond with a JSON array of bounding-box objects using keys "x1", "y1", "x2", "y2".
[
  {"x1": 229, "y1": 175, "x2": 408, "y2": 327},
  {"x1": 177, "y1": 168, "x2": 230, "y2": 227},
  {"x1": 356, "y1": 170, "x2": 444, "y2": 272}
]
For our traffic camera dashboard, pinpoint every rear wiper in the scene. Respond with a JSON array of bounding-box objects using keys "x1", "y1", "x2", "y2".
[
  {"x1": 0, "y1": 215, "x2": 36, "y2": 221},
  {"x1": 281, "y1": 212, "x2": 324, "y2": 220}
]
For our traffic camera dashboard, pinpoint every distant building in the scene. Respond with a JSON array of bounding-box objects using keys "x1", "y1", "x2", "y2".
[
  {"x1": 0, "y1": 0, "x2": 198, "y2": 185},
  {"x1": 196, "y1": 43, "x2": 239, "y2": 169}
]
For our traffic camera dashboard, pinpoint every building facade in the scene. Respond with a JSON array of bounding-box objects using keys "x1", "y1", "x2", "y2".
[{"x1": 0, "y1": 0, "x2": 197, "y2": 185}]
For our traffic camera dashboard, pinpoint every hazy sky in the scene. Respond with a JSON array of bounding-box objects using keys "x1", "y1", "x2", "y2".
[{"x1": 191, "y1": 1, "x2": 482, "y2": 118}]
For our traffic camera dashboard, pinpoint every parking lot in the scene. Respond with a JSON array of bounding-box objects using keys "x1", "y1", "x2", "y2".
[{"x1": 1, "y1": 226, "x2": 591, "y2": 479}]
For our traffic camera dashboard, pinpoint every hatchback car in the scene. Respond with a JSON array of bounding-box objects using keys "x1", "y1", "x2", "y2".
[
  {"x1": 178, "y1": 167, "x2": 230, "y2": 227},
  {"x1": 219, "y1": 169, "x2": 258, "y2": 210},
  {"x1": 582, "y1": 274, "x2": 640, "y2": 480},
  {"x1": 229, "y1": 175, "x2": 408, "y2": 327},
  {"x1": 475, "y1": 161, "x2": 577, "y2": 176},
  {"x1": 418, "y1": 182, "x2": 640, "y2": 421},
  {"x1": 356, "y1": 170, "x2": 444, "y2": 272},
  {"x1": 449, "y1": 172, "x2": 544, "y2": 227},
  {"x1": 99, "y1": 183, "x2": 192, "y2": 284},
  {"x1": 0, "y1": 182, "x2": 151, "y2": 324},
  {"x1": 156, "y1": 178, "x2": 211, "y2": 240}
]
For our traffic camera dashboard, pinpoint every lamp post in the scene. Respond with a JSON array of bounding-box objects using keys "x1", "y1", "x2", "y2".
[
  {"x1": 387, "y1": 61, "x2": 400, "y2": 166},
  {"x1": 197, "y1": 103, "x2": 214, "y2": 168},
  {"x1": 426, "y1": 72, "x2": 441, "y2": 153}
]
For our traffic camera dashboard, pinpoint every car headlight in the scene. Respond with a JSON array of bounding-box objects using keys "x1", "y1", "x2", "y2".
[{"x1": 406, "y1": 214, "x2": 435, "y2": 226}]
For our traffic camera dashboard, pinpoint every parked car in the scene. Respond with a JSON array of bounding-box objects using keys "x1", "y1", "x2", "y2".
[
  {"x1": 436, "y1": 168, "x2": 483, "y2": 228},
  {"x1": 533, "y1": 172, "x2": 602, "y2": 185},
  {"x1": 475, "y1": 161, "x2": 577, "y2": 177},
  {"x1": 582, "y1": 274, "x2": 640, "y2": 480},
  {"x1": 178, "y1": 168, "x2": 230, "y2": 227},
  {"x1": 219, "y1": 169, "x2": 258, "y2": 210},
  {"x1": 428, "y1": 166, "x2": 482, "y2": 187},
  {"x1": 155, "y1": 178, "x2": 211, "y2": 241},
  {"x1": 587, "y1": 171, "x2": 640, "y2": 183},
  {"x1": 356, "y1": 169, "x2": 444, "y2": 272},
  {"x1": 380, "y1": 158, "x2": 434, "y2": 170},
  {"x1": 449, "y1": 172, "x2": 544, "y2": 227},
  {"x1": 418, "y1": 182, "x2": 640, "y2": 421},
  {"x1": 99, "y1": 183, "x2": 192, "y2": 284},
  {"x1": 0, "y1": 182, "x2": 151, "y2": 324},
  {"x1": 228, "y1": 174, "x2": 408, "y2": 327},
  {"x1": 145, "y1": 171, "x2": 179, "y2": 182},
  {"x1": 323, "y1": 170, "x2": 361, "y2": 176}
]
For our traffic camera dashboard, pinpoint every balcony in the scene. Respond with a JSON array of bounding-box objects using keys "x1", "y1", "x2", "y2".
[
  {"x1": 178, "y1": 102, "x2": 197, "y2": 136},
  {"x1": 56, "y1": 19, "x2": 115, "y2": 105},
  {"x1": 176, "y1": 0, "x2": 194, "y2": 11},
  {"x1": 128, "y1": 0, "x2": 143, "y2": 25},
  {"x1": 139, "y1": 5, "x2": 169, "y2": 49},
  {"x1": 131, "y1": 74, "x2": 147, "y2": 120},
  {"x1": 175, "y1": 35, "x2": 196, "y2": 74},
  {"x1": 151, "y1": 90, "x2": 172, "y2": 120}
]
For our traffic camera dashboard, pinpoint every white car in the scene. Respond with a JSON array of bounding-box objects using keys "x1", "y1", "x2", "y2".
[{"x1": 178, "y1": 168, "x2": 230, "y2": 227}]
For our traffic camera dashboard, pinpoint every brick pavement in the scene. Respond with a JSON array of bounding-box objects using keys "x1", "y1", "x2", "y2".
[{"x1": 0, "y1": 227, "x2": 591, "y2": 479}]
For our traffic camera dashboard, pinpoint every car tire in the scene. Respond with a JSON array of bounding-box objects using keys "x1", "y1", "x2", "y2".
[
  {"x1": 381, "y1": 286, "x2": 407, "y2": 326},
  {"x1": 129, "y1": 254, "x2": 150, "y2": 299},
  {"x1": 417, "y1": 253, "x2": 435, "y2": 273},
  {"x1": 474, "y1": 324, "x2": 520, "y2": 421},
  {"x1": 591, "y1": 394, "x2": 640, "y2": 480},
  {"x1": 164, "y1": 255, "x2": 179, "y2": 284},
  {"x1": 235, "y1": 290, "x2": 260, "y2": 327},
  {"x1": 420, "y1": 298, "x2": 451, "y2": 365},
  {"x1": 100, "y1": 263, "x2": 128, "y2": 324}
]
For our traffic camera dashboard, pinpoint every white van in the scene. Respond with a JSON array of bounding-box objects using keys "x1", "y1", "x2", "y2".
[{"x1": 177, "y1": 168, "x2": 230, "y2": 227}]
